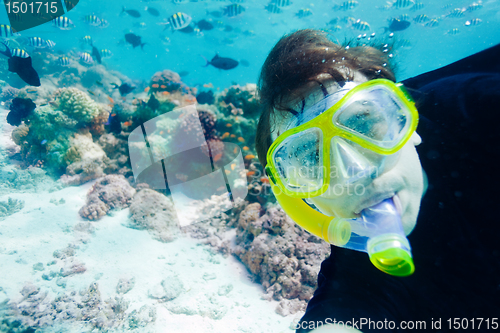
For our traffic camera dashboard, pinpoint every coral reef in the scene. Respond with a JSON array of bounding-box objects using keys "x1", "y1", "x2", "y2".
[
  {"x1": 0, "y1": 86, "x2": 19, "y2": 108},
  {"x1": 0, "y1": 166, "x2": 60, "y2": 195},
  {"x1": 79, "y1": 175, "x2": 136, "y2": 220},
  {"x1": 128, "y1": 189, "x2": 180, "y2": 242},
  {"x1": 0, "y1": 197, "x2": 25, "y2": 221},
  {"x1": 149, "y1": 70, "x2": 191, "y2": 95},
  {"x1": 216, "y1": 83, "x2": 261, "y2": 119},
  {"x1": 53, "y1": 87, "x2": 100, "y2": 124}
]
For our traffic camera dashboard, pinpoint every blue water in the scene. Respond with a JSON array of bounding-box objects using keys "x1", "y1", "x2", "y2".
[{"x1": 1, "y1": 0, "x2": 499, "y2": 88}]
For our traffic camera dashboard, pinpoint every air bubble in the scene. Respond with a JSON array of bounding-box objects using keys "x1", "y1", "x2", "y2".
[
  {"x1": 362, "y1": 33, "x2": 367, "y2": 38},
  {"x1": 388, "y1": 54, "x2": 393, "y2": 58},
  {"x1": 357, "y1": 34, "x2": 362, "y2": 40},
  {"x1": 371, "y1": 32, "x2": 376, "y2": 37},
  {"x1": 345, "y1": 46, "x2": 350, "y2": 50},
  {"x1": 382, "y1": 63, "x2": 387, "y2": 67},
  {"x1": 389, "y1": 33, "x2": 394, "y2": 38}
]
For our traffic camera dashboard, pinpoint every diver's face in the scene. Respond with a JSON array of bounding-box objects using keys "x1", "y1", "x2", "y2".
[{"x1": 270, "y1": 72, "x2": 425, "y2": 235}]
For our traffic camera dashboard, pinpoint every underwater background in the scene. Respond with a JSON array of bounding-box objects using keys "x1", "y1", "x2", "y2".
[{"x1": 0, "y1": 0, "x2": 499, "y2": 332}]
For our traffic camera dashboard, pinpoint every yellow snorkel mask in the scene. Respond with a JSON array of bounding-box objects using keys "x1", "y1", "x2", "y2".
[{"x1": 265, "y1": 79, "x2": 419, "y2": 276}]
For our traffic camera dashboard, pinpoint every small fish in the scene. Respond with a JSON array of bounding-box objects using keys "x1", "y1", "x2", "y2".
[
  {"x1": 391, "y1": 0, "x2": 414, "y2": 9},
  {"x1": 385, "y1": 18, "x2": 410, "y2": 32},
  {"x1": 0, "y1": 41, "x2": 40, "y2": 86},
  {"x1": 87, "y1": 89, "x2": 95, "y2": 96},
  {"x1": 272, "y1": 0, "x2": 292, "y2": 7},
  {"x1": 11, "y1": 48, "x2": 29, "y2": 58},
  {"x1": 45, "y1": 40, "x2": 56, "y2": 48},
  {"x1": 242, "y1": 146, "x2": 249, "y2": 151},
  {"x1": 238, "y1": 137, "x2": 245, "y2": 142},
  {"x1": 333, "y1": 1, "x2": 359, "y2": 11},
  {"x1": 265, "y1": 3, "x2": 282, "y2": 14},
  {"x1": 244, "y1": 154, "x2": 255, "y2": 160},
  {"x1": 165, "y1": 12, "x2": 192, "y2": 31},
  {"x1": 230, "y1": 134, "x2": 236, "y2": 137},
  {"x1": 203, "y1": 83, "x2": 214, "y2": 88},
  {"x1": 146, "y1": 7, "x2": 160, "y2": 16},
  {"x1": 100, "y1": 49, "x2": 113, "y2": 58},
  {"x1": 223, "y1": 4, "x2": 245, "y2": 17},
  {"x1": 83, "y1": 14, "x2": 102, "y2": 26},
  {"x1": 0, "y1": 24, "x2": 20, "y2": 38},
  {"x1": 246, "y1": 170, "x2": 255, "y2": 176},
  {"x1": 99, "y1": 19, "x2": 109, "y2": 28},
  {"x1": 352, "y1": 19, "x2": 370, "y2": 31},
  {"x1": 447, "y1": 8, "x2": 465, "y2": 19},
  {"x1": 467, "y1": 2, "x2": 483, "y2": 12},
  {"x1": 221, "y1": 132, "x2": 230, "y2": 139},
  {"x1": 465, "y1": 18, "x2": 482, "y2": 26},
  {"x1": 95, "y1": 80, "x2": 103, "y2": 86},
  {"x1": 122, "y1": 7, "x2": 141, "y2": 18},
  {"x1": 398, "y1": 14, "x2": 410, "y2": 21},
  {"x1": 41, "y1": 139, "x2": 47, "y2": 145},
  {"x1": 202, "y1": 54, "x2": 238, "y2": 70},
  {"x1": 112, "y1": 83, "x2": 136, "y2": 96},
  {"x1": 197, "y1": 19, "x2": 214, "y2": 31},
  {"x1": 226, "y1": 123, "x2": 233, "y2": 127},
  {"x1": 82, "y1": 35, "x2": 92, "y2": 45},
  {"x1": 425, "y1": 18, "x2": 439, "y2": 28},
  {"x1": 27, "y1": 37, "x2": 47, "y2": 48},
  {"x1": 413, "y1": 14, "x2": 429, "y2": 23},
  {"x1": 410, "y1": 2, "x2": 424, "y2": 11},
  {"x1": 341, "y1": 16, "x2": 356, "y2": 24},
  {"x1": 125, "y1": 33, "x2": 146, "y2": 49},
  {"x1": 296, "y1": 8, "x2": 313, "y2": 18},
  {"x1": 52, "y1": 16, "x2": 75, "y2": 30},
  {"x1": 446, "y1": 28, "x2": 460, "y2": 35},
  {"x1": 79, "y1": 52, "x2": 94, "y2": 64},
  {"x1": 58, "y1": 56, "x2": 70, "y2": 66}
]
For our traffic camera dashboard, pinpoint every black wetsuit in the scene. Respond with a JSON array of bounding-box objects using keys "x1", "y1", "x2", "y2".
[{"x1": 297, "y1": 44, "x2": 500, "y2": 332}]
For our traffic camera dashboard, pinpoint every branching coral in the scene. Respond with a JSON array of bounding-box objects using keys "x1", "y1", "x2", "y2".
[
  {"x1": 53, "y1": 87, "x2": 100, "y2": 124},
  {"x1": 216, "y1": 84, "x2": 261, "y2": 119},
  {"x1": 0, "y1": 197, "x2": 25, "y2": 221}
]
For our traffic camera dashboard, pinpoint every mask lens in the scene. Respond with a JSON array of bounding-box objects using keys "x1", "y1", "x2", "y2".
[
  {"x1": 334, "y1": 87, "x2": 410, "y2": 149},
  {"x1": 273, "y1": 128, "x2": 324, "y2": 194}
]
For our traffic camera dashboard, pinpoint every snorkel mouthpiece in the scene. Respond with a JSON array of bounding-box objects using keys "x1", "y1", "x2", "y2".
[{"x1": 340, "y1": 198, "x2": 415, "y2": 277}]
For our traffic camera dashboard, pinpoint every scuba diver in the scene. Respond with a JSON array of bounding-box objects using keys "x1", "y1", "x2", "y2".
[{"x1": 255, "y1": 29, "x2": 500, "y2": 332}]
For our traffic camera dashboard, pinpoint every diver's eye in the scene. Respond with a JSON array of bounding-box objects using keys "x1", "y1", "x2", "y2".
[{"x1": 337, "y1": 100, "x2": 389, "y2": 140}]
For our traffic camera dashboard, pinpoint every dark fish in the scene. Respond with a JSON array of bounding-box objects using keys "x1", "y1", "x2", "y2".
[
  {"x1": 0, "y1": 42, "x2": 40, "y2": 87},
  {"x1": 112, "y1": 83, "x2": 136, "y2": 96},
  {"x1": 125, "y1": 33, "x2": 146, "y2": 50},
  {"x1": 105, "y1": 112, "x2": 121, "y2": 134},
  {"x1": 385, "y1": 18, "x2": 411, "y2": 32},
  {"x1": 6, "y1": 97, "x2": 36, "y2": 126},
  {"x1": 122, "y1": 7, "x2": 141, "y2": 18},
  {"x1": 147, "y1": 93, "x2": 160, "y2": 110},
  {"x1": 179, "y1": 25, "x2": 194, "y2": 33},
  {"x1": 91, "y1": 43, "x2": 101, "y2": 64},
  {"x1": 197, "y1": 19, "x2": 214, "y2": 31},
  {"x1": 95, "y1": 80, "x2": 103, "y2": 86},
  {"x1": 146, "y1": 7, "x2": 160, "y2": 16},
  {"x1": 202, "y1": 54, "x2": 238, "y2": 70}
]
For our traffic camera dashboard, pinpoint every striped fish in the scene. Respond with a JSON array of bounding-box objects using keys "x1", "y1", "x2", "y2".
[
  {"x1": 28, "y1": 37, "x2": 47, "y2": 48},
  {"x1": 82, "y1": 35, "x2": 93, "y2": 45},
  {"x1": 84, "y1": 14, "x2": 102, "y2": 26},
  {"x1": 465, "y1": 18, "x2": 482, "y2": 26},
  {"x1": 413, "y1": 14, "x2": 429, "y2": 23},
  {"x1": 223, "y1": 4, "x2": 245, "y2": 17},
  {"x1": 58, "y1": 56, "x2": 70, "y2": 66},
  {"x1": 99, "y1": 19, "x2": 109, "y2": 28},
  {"x1": 398, "y1": 14, "x2": 410, "y2": 21},
  {"x1": 333, "y1": 1, "x2": 358, "y2": 11},
  {"x1": 352, "y1": 19, "x2": 370, "y2": 31},
  {"x1": 272, "y1": 0, "x2": 292, "y2": 7},
  {"x1": 425, "y1": 18, "x2": 439, "y2": 27},
  {"x1": 410, "y1": 2, "x2": 424, "y2": 11},
  {"x1": 0, "y1": 24, "x2": 19, "y2": 38},
  {"x1": 53, "y1": 16, "x2": 75, "y2": 30},
  {"x1": 447, "y1": 8, "x2": 465, "y2": 18},
  {"x1": 46, "y1": 40, "x2": 56, "y2": 48},
  {"x1": 167, "y1": 12, "x2": 192, "y2": 30},
  {"x1": 11, "y1": 48, "x2": 30, "y2": 58},
  {"x1": 296, "y1": 8, "x2": 312, "y2": 18},
  {"x1": 467, "y1": 2, "x2": 483, "y2": 12},
  {"x1": 446, "y1": 28, "x2": 460, "y2": 35},
  {"x1": 79, "y1": 52, "x2": 93, "y2": 64},
  {"x1": 100, "y1": 49, "x2": 113, "y2": 58},
  {"x1": 391, "y1": 0, "x2": 414, "y2": 9},
  {"x1": 265, "y1": 3, "x2": 282, "y2": 14}
]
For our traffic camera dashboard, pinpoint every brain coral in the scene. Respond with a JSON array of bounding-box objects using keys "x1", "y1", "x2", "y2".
[{"x1": 53, "y1": 87, "x2": 100, "y2": 124}]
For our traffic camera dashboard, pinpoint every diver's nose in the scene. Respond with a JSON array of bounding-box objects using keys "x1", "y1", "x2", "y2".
[{"x1": 331, "y1": 137, "x2": 378, "y2": 186}]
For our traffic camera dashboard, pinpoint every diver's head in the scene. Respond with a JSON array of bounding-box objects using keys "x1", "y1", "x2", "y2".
[{"x1": 256, "y1": 29, "x2": 424, "y2": 235}]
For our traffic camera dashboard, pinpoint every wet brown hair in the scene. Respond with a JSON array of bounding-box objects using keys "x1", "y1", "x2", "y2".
[{"x1": 256, "y1": 29, "x2": 396, "y2": 167}]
